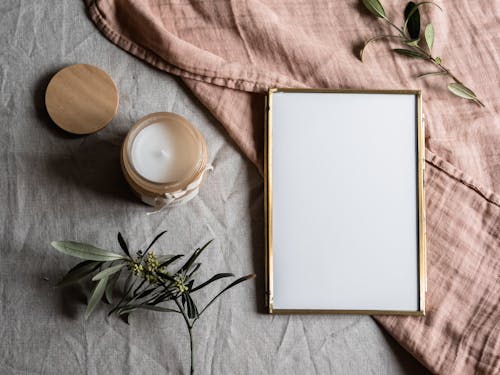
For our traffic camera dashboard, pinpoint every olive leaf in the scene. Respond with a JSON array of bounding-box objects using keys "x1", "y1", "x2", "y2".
[
  {"x1": 191, "y1": 273, "x2": 234, "y2": 293},
  {"x1": 92, "y1": 263, "x2": 126, "y2": 281},
  {"x1": 118, "y1": 304, "x2": 180, "y2": 315},
  {"x1": 138, "y1": 305, "x2": 180, "y2": 313},
  {"x1": 361, "y1": 0, "x2": 386, "y2": 19},
  {"x1": 158, "y1": 254, "x2": 184, "y2": 268},
  {"x1": 117, "y1": 307, "x2": 137, "y2": 316},
  {"x1": 425, "y1": 23, "x2": 434, "y2": 50},
  {"x1": 143, "y1": 230, "x2": 168, "y2": 256},
  {"x1": 56, "y1": 260, "x2": 102, "y2": 287},
  {"x1": 134, "y1": 286, "x2": 158, "y2": 300},
  {"x1": 52, "y1": 241, "x2": 127, "y2": 262},
  {"x1": 84, "y1": 276, "x2": 108, "y2": 320},
  {"x1": 199, "y1": 274, "x2": 256, "y2": 316},
  {"x1": 404, "y1": 2, "x2": 421, "y2": 39},
  {"x1": 405, "y1": 39, "x2": 420, "y2": 47},
  {"x1": 447, "y1": 83, "x2": 481, "y2": 104},
  {"x1": 359, "y1": 35, "x2": 402, "y2": 61},
  {"x1": 403, "y1": 2, "x2": 442, "y2": 37},
  {"x1": 179, "y1": 239, "x2": 214, "y2": 273},
  {"x1": 184, "y1": 292, "x2": 198, "y2": 319},
  {"x1": 392, "y1": 48, "x2": 428, "y2": 59},
  {"x1": 416, "y1": 71, "x2": 447, "y2": 78},
  {"x1": 104, "y1": 269, "x2": 121, "y2": 304},
  {"x1": 117, "y1": 232, "x2": 130, "y2": 257}
]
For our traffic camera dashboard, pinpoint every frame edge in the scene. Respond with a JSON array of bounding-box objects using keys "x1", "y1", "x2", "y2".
[{"x1": 265, "y1": 88, "x2": 425, "y2": 315}]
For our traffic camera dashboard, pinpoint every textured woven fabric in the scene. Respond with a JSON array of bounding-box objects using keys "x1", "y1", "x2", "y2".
[
  {"x1": 85, "y1": 1, "x2": 500, "y2": 374},
  {"x1": 380, "y1": 151, "x2": 500, "y2": 375}
]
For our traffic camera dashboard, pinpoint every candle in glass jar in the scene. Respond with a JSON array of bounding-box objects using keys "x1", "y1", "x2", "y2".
[
  {"x1": 130, "y1": 121, "x2": 198, "y2": 183},
  {"x1": 121, "y1": 112, "x2": 210, "y2": 208}
]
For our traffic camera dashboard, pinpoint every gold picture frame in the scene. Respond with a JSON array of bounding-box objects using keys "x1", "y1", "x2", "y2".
[{"x1": 264, "y1": 88, "x2": 426, "y2": 315}]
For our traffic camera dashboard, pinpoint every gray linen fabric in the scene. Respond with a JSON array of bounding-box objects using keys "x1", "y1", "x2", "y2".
[{"x1": 0, "y1": 1, "x2": 430, "y2": 374}]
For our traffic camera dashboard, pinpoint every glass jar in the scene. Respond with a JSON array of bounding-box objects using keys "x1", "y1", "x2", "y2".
[{"x1": 121, "y1": 112, "x2": 211, "y2": 209}]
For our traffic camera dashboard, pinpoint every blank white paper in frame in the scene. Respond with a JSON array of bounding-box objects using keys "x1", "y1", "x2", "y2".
[{"x1": 268, "y1": 89, "x2": 424, "y2": 313}]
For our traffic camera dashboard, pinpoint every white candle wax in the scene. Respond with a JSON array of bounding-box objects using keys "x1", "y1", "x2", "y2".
[{"x1": 131, "y1": 121, "x2": 196, "y2": 183}]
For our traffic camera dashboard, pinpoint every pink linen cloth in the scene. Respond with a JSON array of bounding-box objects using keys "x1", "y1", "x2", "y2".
[{"x1": 85, "y1": 1, "x2": 500, "y2": 374}]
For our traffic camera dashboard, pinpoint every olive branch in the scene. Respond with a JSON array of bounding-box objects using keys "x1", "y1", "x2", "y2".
[
  {"x1": 51, "y1": 231, "x2": 255, "y2": 375},
  {"x1": 360, "y1": 0, "x2": 485, "y2": 106}
]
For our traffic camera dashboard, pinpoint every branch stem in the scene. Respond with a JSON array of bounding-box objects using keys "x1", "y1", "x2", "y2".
[
  {"x1": 175, "y1": 298, "x2": 194, "y2": 374},
  {"x1": 188, "y1": 326, "x2": 194, "y2": 375},
  {"x1": 383, "y1": 17, "x2": 406, "y2": 36}
]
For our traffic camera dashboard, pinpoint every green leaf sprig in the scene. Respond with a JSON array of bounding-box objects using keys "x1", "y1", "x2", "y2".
[
  {"x1": 360, "y1": 0, "x2": 485, "y2": 106},
  {"x1": 51, "y1": 232, "x2": 256, "y2": 375}
]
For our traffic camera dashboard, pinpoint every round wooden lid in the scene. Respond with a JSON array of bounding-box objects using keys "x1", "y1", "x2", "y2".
[{"x1": 45, "y1": 64, "x2": 119, "y2": 134}]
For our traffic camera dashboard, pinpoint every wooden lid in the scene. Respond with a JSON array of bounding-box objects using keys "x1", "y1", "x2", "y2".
[{"x1": 45, "y1": 64, "x2": 119, "y2": 134}]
